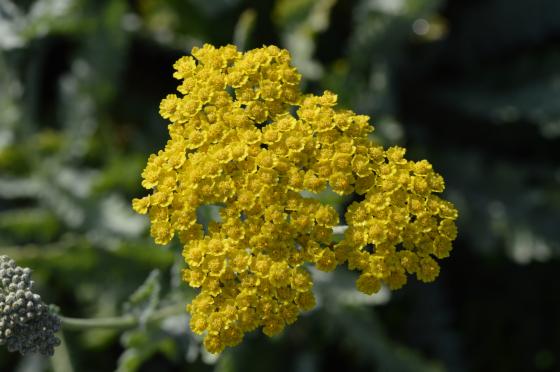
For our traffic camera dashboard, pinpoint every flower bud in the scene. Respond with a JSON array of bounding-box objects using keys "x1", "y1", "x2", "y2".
[{"x1": 0, "y1": 256, "x2": 60, "y2": 356}]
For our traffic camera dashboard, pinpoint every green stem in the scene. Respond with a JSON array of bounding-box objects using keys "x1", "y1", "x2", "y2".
[
  {"x1": 60, "y1": 304, "x2": 185, "y2": 331},
  {"x1": 333, "y1": 225, "x2": 348, "y2": 235},
  {"x1": 51, "y1": 331, "x2": 75, "y2": 372},
  {"x1": 233, "y1": 8, "x2": 256, "y2": 51}
]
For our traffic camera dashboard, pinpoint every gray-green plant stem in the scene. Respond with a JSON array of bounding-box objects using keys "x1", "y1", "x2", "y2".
[
  {"x1": 333, "y1": 225, "x2": 348, "y2": 235},
  {"x1": 233, "y1": 8, "x2": 256, "y2": 51},
  {"x1": 51, "y1": 331, "x2": 74, "y2": 372},
  {"x1": 60, "y1": 304, "x2": 185, "y2": 331}
]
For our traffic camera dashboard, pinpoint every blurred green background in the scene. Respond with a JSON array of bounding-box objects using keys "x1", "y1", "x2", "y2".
[{"x1": 1, "y1": 0, "x2": 559, "y2": 371}]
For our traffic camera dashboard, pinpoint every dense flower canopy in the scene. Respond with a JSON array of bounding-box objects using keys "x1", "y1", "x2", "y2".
[{"x1": 133, "y1": 44, "x2": 458, "y2": 353}]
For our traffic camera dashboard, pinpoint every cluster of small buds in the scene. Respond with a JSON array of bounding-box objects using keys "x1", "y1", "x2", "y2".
[
  {"x1": 134, "y1": 44, "x2": 459, "y2": 353},
  {"x1": 0, "y1": 255, "x2": 61, "y2": 356}
]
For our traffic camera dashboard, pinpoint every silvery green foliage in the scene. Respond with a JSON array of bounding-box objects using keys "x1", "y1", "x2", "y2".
[{"x1": 0, "y1": 255, "x2": 60, "y2": 356}]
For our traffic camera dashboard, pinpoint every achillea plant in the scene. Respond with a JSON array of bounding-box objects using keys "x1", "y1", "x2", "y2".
[
  {"x1": 133, "y1": 44, "x2": 458, "y2": 353},
  {"x1": 0, "y1": 255, "x2": 61, "y2": 356}
]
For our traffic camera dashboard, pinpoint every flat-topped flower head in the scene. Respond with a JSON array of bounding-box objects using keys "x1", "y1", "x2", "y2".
[{"x1": 133, "y1": 44, "x2": 458, "y2": 354}]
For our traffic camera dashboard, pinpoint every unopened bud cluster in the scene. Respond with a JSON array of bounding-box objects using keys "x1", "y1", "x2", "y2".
[{"x1": 0, "y1": 255, "x2": 60, "y2": 356}]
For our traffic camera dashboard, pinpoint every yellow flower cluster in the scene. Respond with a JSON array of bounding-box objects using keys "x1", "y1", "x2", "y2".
[{"x1": 133, "y1": 44, "x2": 458, "y2": 353}]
